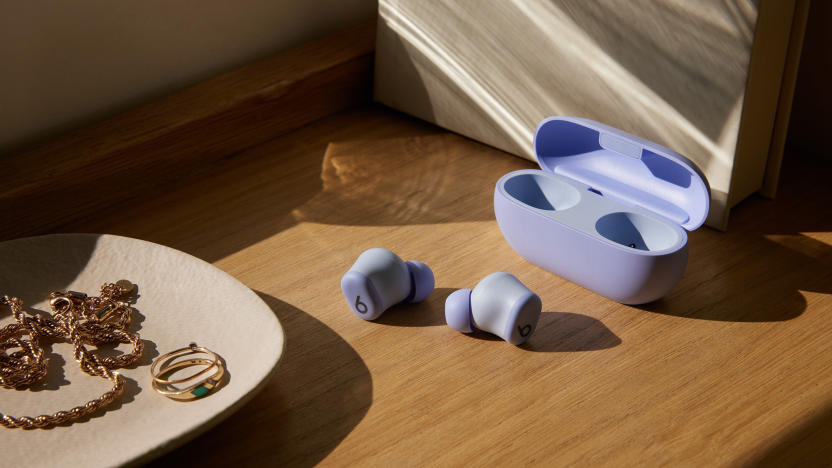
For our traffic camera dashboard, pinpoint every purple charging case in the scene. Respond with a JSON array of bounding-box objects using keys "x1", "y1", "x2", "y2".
[{"x1": 494, "y1": 117, "x2": 710, "y2": 304}]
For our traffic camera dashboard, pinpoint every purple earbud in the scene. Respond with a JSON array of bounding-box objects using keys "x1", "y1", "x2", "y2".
[
  {"x1": 445, "y1": 272, "x2": 541, "y2": 345},
  {"x1": 341, "y1": 248, "x2": 435, "y2": 320}
]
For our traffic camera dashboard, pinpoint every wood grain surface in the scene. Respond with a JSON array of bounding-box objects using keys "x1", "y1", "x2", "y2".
[
  {"x1": 0, "y1": 21, "x2": 375, "y2": 242},
  {"x1": 42, "y1": 104, "x2": 832, "y2": 466}
]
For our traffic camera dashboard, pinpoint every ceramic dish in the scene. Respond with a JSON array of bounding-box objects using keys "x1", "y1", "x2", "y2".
[{"x1": 0, "y1": 234, "x2": 284, "y2": 467}]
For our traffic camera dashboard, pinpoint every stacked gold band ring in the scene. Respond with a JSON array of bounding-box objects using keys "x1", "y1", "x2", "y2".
[{"x1": 150, "y1": 343, "x2": 224, "y2": 400}]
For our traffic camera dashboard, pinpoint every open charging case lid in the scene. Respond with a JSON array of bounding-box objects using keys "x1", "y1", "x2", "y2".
[{"x1": 533, "y1": 117, "x2": 710, "y2": 231}]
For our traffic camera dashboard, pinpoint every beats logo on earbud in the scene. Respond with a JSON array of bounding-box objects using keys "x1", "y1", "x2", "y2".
[
  {"x1": 341, "y1": 248, "x2": 435, "y2": 320},
  {"x1": 445, "y1": 272, "x2": 541, "y2": 345}
]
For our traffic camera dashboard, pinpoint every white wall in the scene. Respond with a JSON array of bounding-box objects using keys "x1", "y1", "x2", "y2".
[{"x1": 0, "y1": 0, "x2": 377, "y2": 153}]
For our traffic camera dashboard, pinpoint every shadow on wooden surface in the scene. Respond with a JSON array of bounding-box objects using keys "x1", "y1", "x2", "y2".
[
  {"x1": 443, "y1": 311, "x2": 621, "y2": 352},
  {"x1": 522, "y1": 312, "x2": 621, "y2": 353},
  {"x1": 373, "y1": 287, "x2": 452, "y2": 327},
  {"x1": 374, "y1": 288, "x2": 621, "y2": 352},
  {"x1": 151, "y1": 293, "x2": 372, "y2": 467},
  {"x1": 744, "y1": 402, "x2": 832, "y2": 466},
  {"x1": 640, "y1": 152, "x2": 832, "y2": 322}
]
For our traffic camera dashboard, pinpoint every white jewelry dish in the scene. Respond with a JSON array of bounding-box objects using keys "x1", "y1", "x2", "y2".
[{"x1": 0, "y1": 234, "x2": 284, "y2": 467}]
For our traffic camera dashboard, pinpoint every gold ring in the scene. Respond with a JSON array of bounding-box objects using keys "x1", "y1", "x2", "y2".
[{"x1": 150, "y1": 343, "x2": 224, "y2": 400}]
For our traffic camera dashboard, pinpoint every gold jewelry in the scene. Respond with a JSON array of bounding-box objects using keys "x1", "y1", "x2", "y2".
[
  {"x1": 151, "y1": 343, "x2": 224, "y2": 400},
  {"x1": 0, "y1": 281, "x2": 143, "y2": 429}
]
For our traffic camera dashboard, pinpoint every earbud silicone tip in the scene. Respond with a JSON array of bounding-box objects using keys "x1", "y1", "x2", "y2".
[
  {"x1": 445, "y1": 288, "x2": 474, "y2": 333},
  {"x1": 404, "y1": 260, "x2": 435, "y2": 303}
]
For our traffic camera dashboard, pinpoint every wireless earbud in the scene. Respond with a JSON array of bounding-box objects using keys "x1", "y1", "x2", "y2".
[
  {"x1": 341, "y1": 248, "x2": 435, "y2": 320},
  {"x1": 445, "y1": 272, "x2": 541, "y2": 345}
]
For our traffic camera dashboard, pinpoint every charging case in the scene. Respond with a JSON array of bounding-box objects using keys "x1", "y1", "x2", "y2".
[{"x1": 494, "y1": 117, "x2": 710, "y2": 304}]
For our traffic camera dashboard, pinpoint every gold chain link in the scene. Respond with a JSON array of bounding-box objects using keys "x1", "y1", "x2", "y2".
[{"x1": 0, "y1": 282, "x2": 143, "y2": 429}]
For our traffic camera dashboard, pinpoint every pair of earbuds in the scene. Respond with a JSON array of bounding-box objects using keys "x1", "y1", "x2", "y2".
[{"x1": 341, "y1": 248, "x2": 541, "y2": 345}]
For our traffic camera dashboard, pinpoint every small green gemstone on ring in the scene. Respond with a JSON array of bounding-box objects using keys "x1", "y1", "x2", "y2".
[{"x1": 191, "y1": 385, "x2": 210, "y2": 397}]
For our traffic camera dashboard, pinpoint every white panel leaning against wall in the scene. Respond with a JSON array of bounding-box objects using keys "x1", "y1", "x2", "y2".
[{"x1": 375, "y1": 0, "x2": 806, "y2": 229}]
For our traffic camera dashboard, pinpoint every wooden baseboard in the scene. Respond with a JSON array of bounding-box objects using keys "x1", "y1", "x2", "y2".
[{"x1": 0, "y1": 20, "x2": 376, "y2": 241}]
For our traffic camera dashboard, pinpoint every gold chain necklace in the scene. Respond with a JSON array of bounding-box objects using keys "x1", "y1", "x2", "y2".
[{"x1": 0, "y1": 281, "x2": 143, "y2": 429}]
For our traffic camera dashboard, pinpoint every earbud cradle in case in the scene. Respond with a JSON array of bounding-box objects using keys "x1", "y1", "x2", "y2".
[{"x1": 494, "y1": 117, "x2": 710, "y2": 304}]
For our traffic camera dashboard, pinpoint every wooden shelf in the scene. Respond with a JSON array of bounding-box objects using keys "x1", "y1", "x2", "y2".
[{"x1": 0, "y1": 21, "x2": 375, "y2": 241}]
